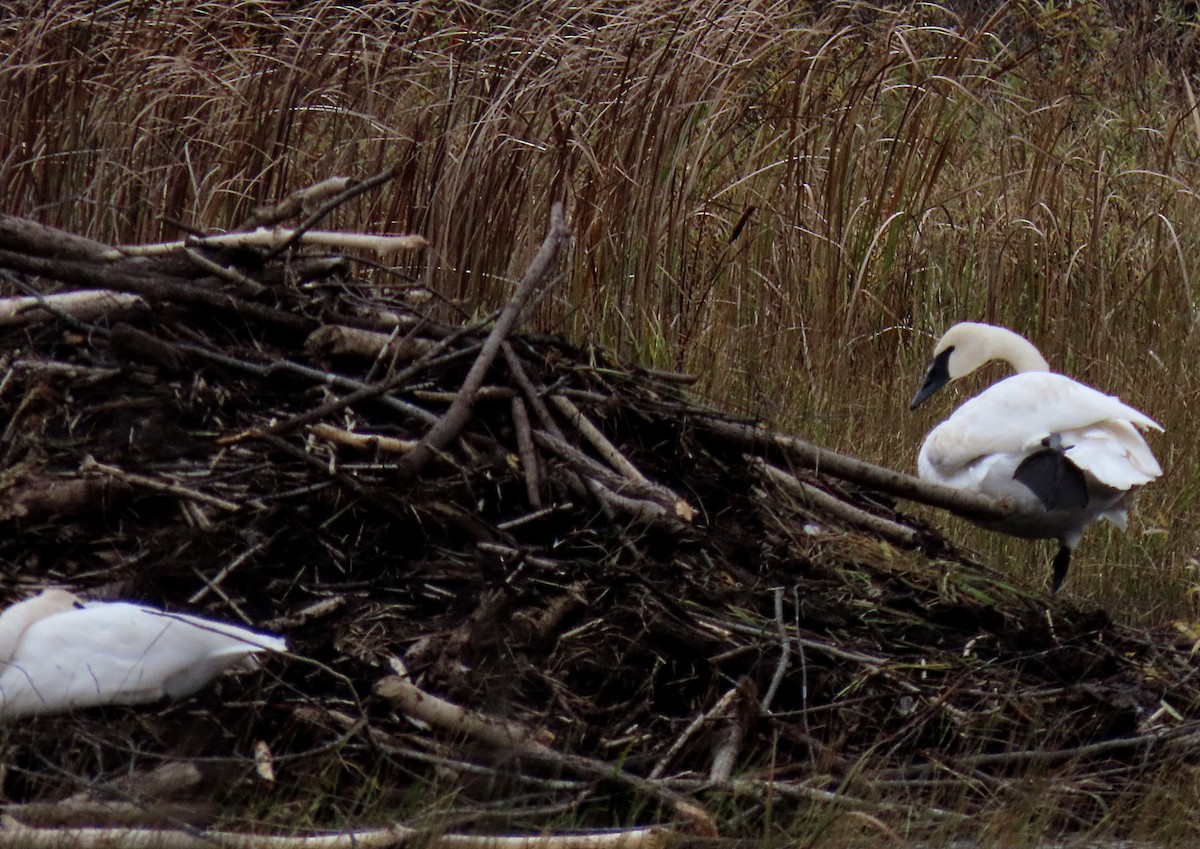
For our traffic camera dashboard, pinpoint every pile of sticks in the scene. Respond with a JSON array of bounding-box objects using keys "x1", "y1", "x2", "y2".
[{"x1": 1, "y1": 175, "x2": 1198, "y2": 845}]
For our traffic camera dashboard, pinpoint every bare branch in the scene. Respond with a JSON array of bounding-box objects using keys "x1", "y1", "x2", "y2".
[{"x1": 396, "y1": 205, "x2": 570, "y2": 482}]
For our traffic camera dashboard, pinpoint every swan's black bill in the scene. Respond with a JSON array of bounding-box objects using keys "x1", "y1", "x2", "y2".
[{"x1": 909, "y1": 347, "x2": 954, "y2": 409}]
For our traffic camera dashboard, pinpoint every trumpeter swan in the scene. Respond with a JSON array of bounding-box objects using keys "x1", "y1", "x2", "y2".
[
  {"x1": 0, "y1": 589, "x2": 286, "y2": 720},
  {"x1": 910, "y1": 322, "x2": 1162, "y2": 591}
]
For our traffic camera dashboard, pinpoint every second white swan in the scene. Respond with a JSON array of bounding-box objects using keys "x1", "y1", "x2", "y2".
[{"x1": 0, "y1": 589, "x2": 286, "y2": 720}]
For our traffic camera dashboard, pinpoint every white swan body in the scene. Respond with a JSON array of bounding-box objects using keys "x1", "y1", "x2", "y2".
[
  {"x1": 0, "y1": 590, "x2": 286, "y2": 720},
  {"x1": 911, "y1": 322, "x2": 1162, "y2": 590}
]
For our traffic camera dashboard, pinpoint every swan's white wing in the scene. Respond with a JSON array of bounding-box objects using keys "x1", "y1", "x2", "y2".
[
  {"x1": 1063, "y1": 422, "x2": 1162, "y2": 489},
  {"x1": 920, "y1": 372, "x2": 1161, "y2": 483},
  {"x1": 0, "y1": 603, "x2": 285, "y2": 719}
]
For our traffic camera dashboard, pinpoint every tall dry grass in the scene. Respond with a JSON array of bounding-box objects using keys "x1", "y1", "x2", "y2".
[{"x1": 3, "y1": 0, "x2": 1200, "y2": 618}]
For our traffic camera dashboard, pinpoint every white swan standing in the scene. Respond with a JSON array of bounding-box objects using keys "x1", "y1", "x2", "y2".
[
  {"x1": 909, "y1": 322, "x2": 1163, "y2": 592},
  {"x1": 0, "y1": 589, "x2": 286, "y2": 720}
]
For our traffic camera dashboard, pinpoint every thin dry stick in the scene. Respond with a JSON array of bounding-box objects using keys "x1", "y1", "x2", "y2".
[
  {"x1": 532, "y1": 431, "x2": 688, "y2": 523},
  {"x1": 760, "y1": 587, "x2": 790, "y2": 713},
  {"x1": 754, "y1": 459, "x2": 918, "y2": 546},
  {"x1": 648, "y1": 687, "x2": 743, "y2": 781},
  {"x1": 80, "y1": 458, "x2": 239, "y2": 512},
  {"x1": 264, "y1": 164, "x2": 406, "y2": 259},
  {"x1": 396, "y1": 205, "x2": 570, "y2": 482},
  {"x1": 500, "y1": 343, "x2": 605, "y2": 514},
  {"x1": 548, "y1": 395, "x2": 650, "y2": 483},
  {"x1": 188, "y1": 539, "x2": 271, "y2": 604},
  {"x1": 375, "y1": 660, "x2": 716, "y2": 836},
  {"x1": 183, "y1": 247, "x2": 267, "y2": 297},
  {"x1": 511, "y1": 397, "x2": 543, "y2": 507},
  {"x1": 243, "y1": 176, "x2": 353, "y2": 229},
  {"x1": 264, "y1": 318, "x2": 493, "y2": 438},
  {"x1": 0, "y1": 818, "x2": 671, "y2": 849}
]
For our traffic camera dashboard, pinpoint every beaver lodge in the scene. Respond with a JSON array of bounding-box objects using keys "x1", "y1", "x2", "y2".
[{"x1": 0, "y1": 175, "x2": 1199, "y2": 847}]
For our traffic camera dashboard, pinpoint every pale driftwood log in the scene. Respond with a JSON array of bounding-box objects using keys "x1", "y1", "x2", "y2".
[
  {"x1": 0, "y1": 249, "x2": 314, "y2": 334},
  {"x1": 395, "y1": 205, "x2": 570, "y2": 482},
  {"x1": 703, "y1": 417, "x2": 1010, "y2": 523},
  {"x1": 0, "y1": 215, "x2": 113, "y2": 261},
  {"x1": 0, "y1": 473, "x2": 127, "y2": 523},
  {"x1": 107, "y1": 230, "x2": 427, "y2": 260},
  {"x1": 304, "y1": 325, "x2": 434, "y2": 364},
  {"x1": 0, "y1": 818, "x2": 672, "y2": 849},
  {"x1": 0, "y1": 290, "x2": 147, "y2": 327},
  {"x1": 376, "y1": 659, "x2": 557, "y2": 752},
  {"x1": 753, "y1": 458, "x2": 919, "y2": 546},
  {"x1": 310, "y1": 423, "x2": 418, "y2": 455}
]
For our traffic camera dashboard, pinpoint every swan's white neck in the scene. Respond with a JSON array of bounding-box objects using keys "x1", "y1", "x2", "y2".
[{"x1": 944, "y1": 322, "x2": 1050, "y2": 378}]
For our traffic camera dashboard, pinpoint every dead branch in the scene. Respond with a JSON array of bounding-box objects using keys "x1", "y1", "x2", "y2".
[
  {"x1": 511, "y1": 397, "x2": 543, "y2": 507},
  {"x1": 532, "y1": 430, "x2": 690, "y2": 523},
  {"x1": 264, "y1": 164, "x2": 407, "y2": 258},
  {"x1": 0, "y1": 471, "x2": 127, "y2": 523},
  {"x1": 549, "y1": 395, "x2": 649, "y2": 483},
  {"x1": 0, "y1": 215, "x2": 114, "y2": 261},
  {"x1": 243, "y1": 177, "x2": 354, "y2": 229},
  {"x1": 753, "y1": 459, "x2": 919, "y2": 546},
  {"x1": 182, "y1": 247, "x2": 268, "y2": 297},
  {"x1": 376, "y1": 660, "x2": 556, "y2": 752},
  {"x1": 396, "y1": 204, "x2": 570, "y2": 481},
  {"x1": 704, "y1": 417, "x2": 1010, "y2": 523},
  {"x1": 376, "y1": 661, "x2": 716, "y2": 836}
]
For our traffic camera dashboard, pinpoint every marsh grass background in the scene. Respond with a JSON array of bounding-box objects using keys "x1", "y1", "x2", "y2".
[{"x1": 3, "y1": 0, "x2": 1200, "y2": 619}]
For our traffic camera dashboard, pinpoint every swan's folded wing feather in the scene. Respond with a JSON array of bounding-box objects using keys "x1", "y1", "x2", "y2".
[{"x1": 922, "y1": 372, "x2": 1160, "y2": 477}]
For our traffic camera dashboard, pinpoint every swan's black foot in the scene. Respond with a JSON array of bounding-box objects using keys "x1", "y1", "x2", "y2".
[{"x1": 1050, "y1": 545, "x2": 1072, "y2": 593}]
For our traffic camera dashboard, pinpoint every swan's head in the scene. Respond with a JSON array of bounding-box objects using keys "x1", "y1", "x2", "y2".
[
  {"x1": 0, "y1": 589, "x2": 82, "y2": 663},
  {"x1": 909, "y1": 322, "x2": 1050, "y2": 409}
]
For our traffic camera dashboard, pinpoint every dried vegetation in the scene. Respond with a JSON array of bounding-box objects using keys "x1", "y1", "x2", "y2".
[
  {"x1": 0, "y1": 180, "x2": 1199, "y2": 846},
  {"x1": 5, "y1": 0, "x2": 1200, "y2": 845}
]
